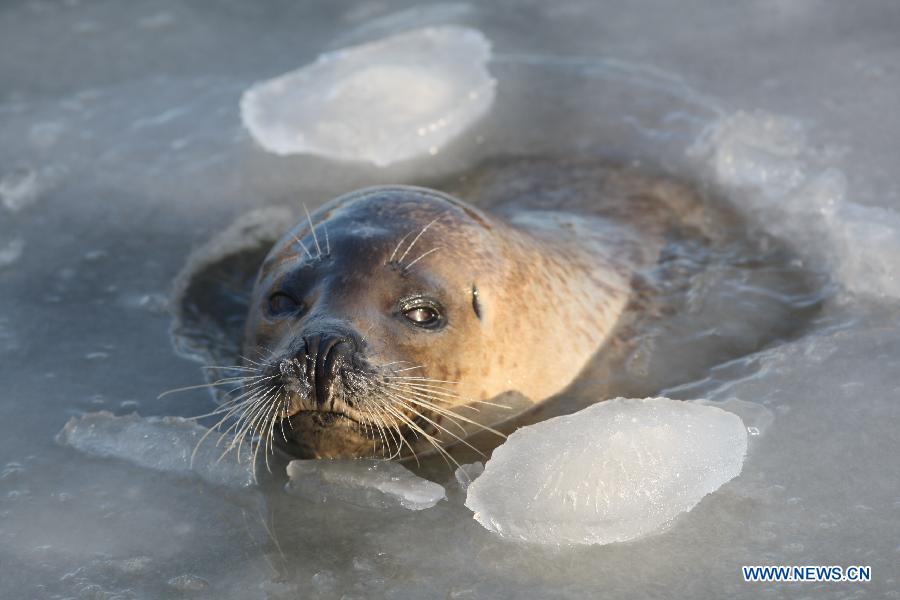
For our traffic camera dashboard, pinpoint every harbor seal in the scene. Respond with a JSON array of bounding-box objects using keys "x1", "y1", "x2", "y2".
[
  {"x1": 235, "y1": 158, "x2": 724, "y2": 460},
  {"x1": 171, "y1": 157, "x2": 823, "y2": 464}
]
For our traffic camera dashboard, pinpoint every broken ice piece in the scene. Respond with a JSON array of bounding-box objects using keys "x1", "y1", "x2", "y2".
[
  {"x1": 240, "y1": 25, "x2": 496, "y2": 167},
  {"x1": 286, "y1": 459, "x2": 446, "y2": 510},
  {"x1": 454, "y1": 461, "x2": 484, "y2": 491},
  {"x1": 465, "y1": 397, "x2": 747, "y2": 545},
  {"x1": 56, "y1": 411, "x2": 257, "y2": 487}
]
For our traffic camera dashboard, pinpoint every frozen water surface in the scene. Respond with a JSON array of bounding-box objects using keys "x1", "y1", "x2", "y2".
[
  {"x1": 2, "y1": 1, "x2": 900, "y2": 598},
  {"x1": 286, "y1": 459, "x2": 446, "y2": 510},
  {"x1": 241, "y1": 25, "x2": 495, "y2": 166},
  {"x1": 465, "y1": 398, "x2": 747, "y2": 545}
]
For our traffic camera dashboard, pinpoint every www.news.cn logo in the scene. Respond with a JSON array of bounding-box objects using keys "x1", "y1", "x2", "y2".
[{"x1": 742, "y1": 565, "x2": 871, "y2": 583}]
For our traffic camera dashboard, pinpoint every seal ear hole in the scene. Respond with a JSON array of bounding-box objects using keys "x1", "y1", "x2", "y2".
[
  {"x1": 268, "y1": 292, "x2": 303, "y2": 317},
  {"x1": 471, "y1": 284, "x2": 482, "y2": 321}
]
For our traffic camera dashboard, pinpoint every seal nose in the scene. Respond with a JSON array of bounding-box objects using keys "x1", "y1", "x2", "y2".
[{"x1": 298, "y1": 332, "x2": 354, "y2": 407}]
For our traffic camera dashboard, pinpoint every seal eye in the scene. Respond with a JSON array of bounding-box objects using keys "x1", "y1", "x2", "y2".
[
  {"x1": 399, "y1": 298, "x2": 444, "y2": 330},
  {"x1": 405, "y1": 307, "x2": 438, "y2": 325},
  {"x1": 268, "y1": 292, "x2": 301, "y2": 316}
]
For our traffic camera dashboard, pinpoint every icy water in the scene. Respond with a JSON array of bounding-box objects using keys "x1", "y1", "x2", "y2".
[{"x1": 2, "y1": 1, "x2": 899, "y2": 599}]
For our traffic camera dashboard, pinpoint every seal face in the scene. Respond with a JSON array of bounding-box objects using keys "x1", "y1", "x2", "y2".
[{"x1": 241, "y1": 184, "x2": 638, "y2": 459}]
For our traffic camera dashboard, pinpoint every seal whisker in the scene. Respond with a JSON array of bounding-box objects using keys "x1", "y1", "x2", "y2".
[
  {"x1": 220, "y1": 385, "x2": 277, "y2": 459},
  {"x1": 366, "y1": 395, "x2": 408, "y2": 460},
  {"x1": 206, "y1": 381, "x2": 272, "y2": 420},
  {"x1": 361, "y1": 403, "x2": 388, "y2": 459},
  {"x1": 277, "y1": 389, "x2": 291, "y2": 444},
  {"x1": 202, "y1": 365, "x2": 262, "y2": 373},
  {"x1": 386, "y1": 389, "x2": 471, "y2": 435},
  {"x1": 363, "y1": 399, "x2": 396, "y2": 460},
  {"x1": 378, "y1": 417, "x2": 403, "y2": 460},
  {"x1": 239, "y1": 354, "x2": 269, "y2": 369},
  {"x1": 375, "y1": 399, "x2": 408, "y2": 461},
  {"x1": 268, "y1": 386, "x2": 286, "y2": 454},
  {"x1": 388, "y1": 381, "x2": 511, "y2": 410},
  {"x1": 383, "y1": 376, "x2": 460, "y2": 385},
  {"x1": 402, "y1": 246, "x2": 441, "y2": 273},
  {"x1": 378, "y1": 391, "x2": 462, "y2": 470},
  {"x1": 157, "y1": 374, "x2": 273, "y2": 399},
  {"x1": 385, "y1": 382, "x2": 468, "y2": 412},
  {"x1": 387, "y1": 231, "x2": 413, "y2": 265},
  {"x1": 190, "y1": 398, "x2": 255, "y2": 468},
  {"x1": 190, "y1": 381, "x2": 275, "y2": 467},
  {"x1": 260, "y1": 391, "x2": 281, "y2": 465},
  {"x1": 391, "y1": 364, "x2": 426, "y2": 373},
  {"x1": 291, "y1": 233, "x2": 314, "y2": 261},
  {"x1": 376, "y1": 360, "x2": 423, "y2": 372},
  {"x1": 396, "y1": 215, "x2": 442, "y2": 265},
  {"x1": 249, "y1": 344, "x2": 281, "y2": 367},
  {"x1": 213, "y1": 379, "x2": 276, "y2": 410},
  {"x1": 303, "y1": 204, "x2": 323, "y2": 258},
  {"x1": 257, "y1": 393, "x2": 283, "y2": 472},
  {"x1": 383, "y1": 388, "x2": 489, "y2": 438},
  {"x1": 388, "y1": 395, "x2": 486, "y2": 459},
  {"x1": 380, "y1": 406, "x2": 425, "y2": 464},
  {"x1": 204, "y1": 398, "x2": 262, "y2": 441},
  {"x1": 371, "y1": 392, "x2": 423, "y2": 464},
  {"x1": 355, "y1": 389, "x2": 380, "y2": 443},
  {"x1": 233, "y1": 386, "x2": 281, "y2": 462},
  {"x1": 186, "y1": 378, "x2": 278, "y2": 421},
  {"x1": 390, "y1": 391, "x2": 506, "y2": 440},
  {"x1": 388, "y1": 400, "x2": 487, "y2": 467},
  {"x1": 212, "y1": 385, "x2": 276, "y2": 449}
]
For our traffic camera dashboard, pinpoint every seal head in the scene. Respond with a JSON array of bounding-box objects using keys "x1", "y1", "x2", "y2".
[{"x1": 242, "y1": 185, "x2": 631, "y2": 459}]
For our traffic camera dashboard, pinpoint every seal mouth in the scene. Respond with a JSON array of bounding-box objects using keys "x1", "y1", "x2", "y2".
[
  {"x1": 291, "y1": 409, "x2": 360, "y2": 428},
  {"x1": 276, "y1": 408, "x2": 379, "y2": 458}
]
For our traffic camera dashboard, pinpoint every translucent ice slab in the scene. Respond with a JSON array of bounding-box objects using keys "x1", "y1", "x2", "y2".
[
  {"x1": 240, "y1": 26, "x2": 495, "y2": 166},
  {"x1": 56, "y1": 411, "x2": 257, "y2": 488},
  {"x1": 465, "y1": 397, "x2": 747, "y2": 545},
  {"x1": 286, "y1": 459, "x2": 446, "y2": 510}
]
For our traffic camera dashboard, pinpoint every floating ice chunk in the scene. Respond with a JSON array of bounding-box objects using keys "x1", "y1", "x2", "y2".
[
  {"x1": 240, "y1": 26, "x2": 495, "y2": 167},
  {"x1": 465, "y1": 397, "x2": 747, "y2": 545},
  {"x1": 286, "y1": 459, "x2": 446, "y2": 510},
  {"x1": 454, "y1": 461, "x2": 484, "y2": 491},
  {"x1": 56, "y1": 411, "x2": 257, "y2": 487}
]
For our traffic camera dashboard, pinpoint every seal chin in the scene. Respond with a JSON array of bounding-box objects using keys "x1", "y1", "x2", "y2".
[{"x1": 275, "y1": 410, "x2": 375, "y2": 459}]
